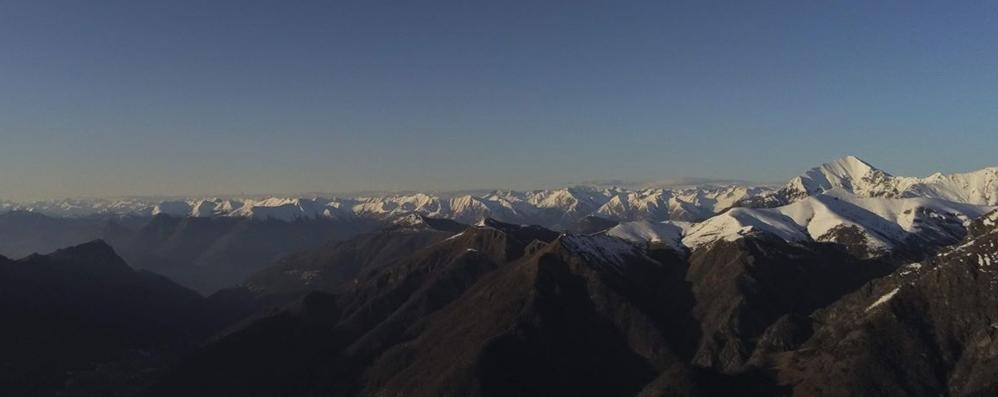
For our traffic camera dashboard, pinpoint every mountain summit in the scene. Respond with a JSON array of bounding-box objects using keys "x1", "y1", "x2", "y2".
[
  {"x1": 790, "y1": 155, "x2": 893, "y2": 197},
  {"x1": 742, "y1": 156, "x2": 997, "y2": 208}
]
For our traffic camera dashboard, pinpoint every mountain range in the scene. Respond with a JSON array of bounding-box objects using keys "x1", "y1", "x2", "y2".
[
  {"x1": 0, "y1": 185, "x2": 765, "y2": 226},
  {"x1": 0, "y1": 156, "x2": 994, "y2": 294},
  {"x1": 3, "y1": 156, "x2": 998, "y2": 396},
  {"x1": 142, "y1": 208, "x2": 998, "y2": 396},
  {"x1": 3, "y1": 157, "x2": 993, "y2": 232}
]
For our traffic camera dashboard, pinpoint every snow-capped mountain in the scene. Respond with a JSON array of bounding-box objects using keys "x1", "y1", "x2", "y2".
[
  {"x1": 605, "y1": 220, "x2": 691, "y2": 251},
  {"x1": 683, "y1": 157, "x2": 996, "y2": 256},
  {"x1": 683, "y1": 190, "x2": 992, "y2": 256},
  {"x1": 0, "y1": 185, "x2": 771, "y2": 225},
  {"x1": 778, "y1": 209, "x2": 998, "y2": 396},
  {"x1": 2, "y1": 156, "x2": 994, "y2": 256},
  {"x1": 0, "y1": 198, "x2": 160, "y2": 218},
  {"x1": 10, "y1": 161, "x2": 994, "y2": 396},
  {"x1": 740, "y1": 155, "x2": 998, "y2": 208}
]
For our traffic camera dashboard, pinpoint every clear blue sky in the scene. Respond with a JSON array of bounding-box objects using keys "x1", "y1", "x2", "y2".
[{"x1": 1, "y1": 0, "x2": 996, "y2": 200}]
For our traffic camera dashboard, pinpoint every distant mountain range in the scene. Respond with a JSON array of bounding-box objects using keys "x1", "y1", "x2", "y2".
[
  {"x1": 0, "y1": 211, "x2": 379, "y2": 294},
  {"x1": 0, "y1": 184, "x2": 767, "y2": 225},
  {"x1": 3, "y1": 156, "x2": 993, "y2": 229}
]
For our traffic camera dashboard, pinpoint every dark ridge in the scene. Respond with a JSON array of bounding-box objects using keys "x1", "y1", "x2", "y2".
[
  {"x1": 0, "y1": 241, "x2": 228, "y2": 396},
  {"x1": 47, "y1": 238, "x2": 119, "y2": 259},
  {"x1": 390, "y1": 214, "x2": 467, "y2": 233},
  {"x1": 685, "y1": 236, "x2": 897, "y2": 373},
  {"x1": 147, "y1": 219, "x2": 706, "y2": 396},
  {"x1": 967, "y1": 209, "x2": 998, "y2": 238},
  {"x1": 481, "y1": 217, "x2": 560, "y2": 243},
  {"x1": 570, "y1": 215, "x2": 620, "y2": 234},
  {"x1": 774, "y1": 217, "x2": 998, "y2": 395}
]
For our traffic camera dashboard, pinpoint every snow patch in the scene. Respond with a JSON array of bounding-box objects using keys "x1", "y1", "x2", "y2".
[
  {"x1": 560, "y1": 235, "x2": 640, "y2": 267},
  {"x1": 898, "y1": 262, "x2": 923, "y2": 277},
  {"x1": 983, "y1": 211, "x2": 998, "y2": 227},
  {"x1": 682, "y1": 207, "x2": 810, "y2": 248},
  {"x1": 866, "y1": 287, "x2": 900, "y2": 312},
  {"x1": 606, "y1": 220, "x2": 688, "y2": 250}
]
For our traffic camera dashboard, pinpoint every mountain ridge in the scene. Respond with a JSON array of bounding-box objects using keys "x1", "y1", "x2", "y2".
[{"x1": 3, "y1": 157, "x2": 993, "y2": 231}]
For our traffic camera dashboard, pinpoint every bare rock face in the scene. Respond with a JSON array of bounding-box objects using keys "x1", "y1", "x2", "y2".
[
  {"x1": 684, "y1": 236, "x2": 894, "y2": 374},
  {"x1": 776, "y1": 209, "x2": 998, "y2": 396}
]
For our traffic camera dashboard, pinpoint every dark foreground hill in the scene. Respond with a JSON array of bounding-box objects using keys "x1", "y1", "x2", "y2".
[
  {"x1": 147, "y1": 220, "x2": 699, "y2": 396},
  {"x1": 4, "y1": 211, "x2": 998, "y2": 396},
  {"x1": 0, "y1": 241, "x2": 227, "y2": 396},
  {"x1": 142, "y1": 217, "x2": 950, "y2": 397}
]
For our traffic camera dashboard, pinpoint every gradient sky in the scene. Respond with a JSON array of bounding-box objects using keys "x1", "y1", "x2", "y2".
[{"x1": 1, "y1": 0, "x2": 996, "y2": 200}]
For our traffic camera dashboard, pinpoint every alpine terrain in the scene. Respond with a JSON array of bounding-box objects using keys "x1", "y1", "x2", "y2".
[{"x1": 1, "y1": 156, "x2": 996, "y2": 396}]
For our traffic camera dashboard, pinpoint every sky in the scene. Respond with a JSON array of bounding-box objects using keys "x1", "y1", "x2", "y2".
[{"x1": 1, "y1": 0, "x2": 996, "y2": 200}]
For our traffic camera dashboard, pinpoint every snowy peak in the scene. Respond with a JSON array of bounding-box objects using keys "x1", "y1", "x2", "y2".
[
  {"x1": 448, "y1": 194, "x2": 523, "y2": 224},
  {"x1": 605, "y1": 220, "x2": 689, "y2": 251},
  {"x1": 4, "y1": 157, "x2": 993, "y2": 239},
  {"x1": 682, "y1": 207, "x2": 812, "y2": 248},
  {"x1": 2, "y1": 185, "x2": 765, "y2": 225},
  {"x1": 685, "y1": 189, "x2": 994, "y2": 256},
  {"x1": 390, "y1": 213, "x2": 466, "y2": 233},
  {"x1": 392, "y1": 213, "x2": 430, "y2": 228},
  {"x1": 898, "y1": 166, "x2": 998, "y2": 205},
  {"x1": 595, "y1": 191, "x2": 671, "y2": 222},
  {"x1": 824, "y1": 155, "x2": 884, "y2": 180},
  {"x1": 790, "y1": 155, "x2": 894, "y2": 199},
  {"x1": 742, "y1": 156, "x2": 996, "y2": 208},
  {"x1": 528, "y1": 188, "x2": 608, "y2": 214}
]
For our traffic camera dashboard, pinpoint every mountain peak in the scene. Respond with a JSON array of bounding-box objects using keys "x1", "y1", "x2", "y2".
[
  {"x1": 840, "y1": 154, "x2": 871, "y2": 165},
  {"x1": 51, "y1": 239, "x2": 121, "y2": 260},
  {"x1": 478, "y1": 218, "x2": 560, "y2": 244},
  {"x1": 391, "y1": 213, "x2": 466, "y2": 233},
  {"x1": 51, "y1": 239, "x2": 117, "y2": 256},
  {"x1": 40, "y1": 239, "x2": 133, "y2": 275},
  {"x1": 822, "y1": 155, "x2": 884, "y2": 179},
  {"x1": 393, "y1": 213, "x2": 428, "y2": 227},
  {"x1": 778, "y1": 156, "x2": 894, "y2": 200}
]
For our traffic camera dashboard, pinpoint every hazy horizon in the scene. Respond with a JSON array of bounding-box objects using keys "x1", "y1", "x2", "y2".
[
  {"x1": 2, "y1": 175, "x2": 777, "y2": 202},
  {"x1": 4, "y1": 154, "x2": 998, "y2": 202},
  {"x1": 3, "y1": 1, "x2": 997, "y2": 201}
]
